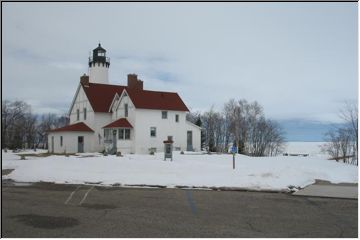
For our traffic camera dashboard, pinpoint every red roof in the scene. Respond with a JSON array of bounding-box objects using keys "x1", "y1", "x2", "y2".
[
  {"x1": 48, "y1": 122, "x2": 94, "y2": 132},
  {"x1": 81, "y1": 82, "x2": 189, "y2": 112},
  {"x1": 103, "y1": 118, "x2": 133, "y2": 129},
  {"x1": 81, "y1": 82, "x2": 125, "y2": 113},
  {"x1": 127, "y1": 88, "x2": 189, "y2": 112}
]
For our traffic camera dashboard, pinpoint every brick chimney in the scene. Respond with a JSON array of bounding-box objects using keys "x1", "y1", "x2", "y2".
[
  {"x1": 80, "y1": 74, "x2": 89, "y2": 87},
  {"x1": 127, "y1": 74, "x2": 143, "y2": 90}
]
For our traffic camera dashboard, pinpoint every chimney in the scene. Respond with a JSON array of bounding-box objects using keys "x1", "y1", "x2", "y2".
[
  {"x1": 127, "y1": 74, "x2": 143, "y2": 90},
  {"x1": 80, "y1": 74, "x2": 89, "y2": 87},
  {"x1": 137, "y1": 79, "x2": 143, "y2": 90}
]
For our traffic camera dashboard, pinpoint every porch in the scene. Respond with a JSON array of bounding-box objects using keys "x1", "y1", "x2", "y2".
[{"x1": 103, "y1": 118, "x2": 134, "y2": 154}]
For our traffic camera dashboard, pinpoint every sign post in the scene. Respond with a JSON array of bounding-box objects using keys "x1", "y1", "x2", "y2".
[
  {"x1": 233, "y1": 154, "x2": 235, "y2": 169},
  {"x1": 231, "y1": 145, "x2": 237, "y2": 170}
]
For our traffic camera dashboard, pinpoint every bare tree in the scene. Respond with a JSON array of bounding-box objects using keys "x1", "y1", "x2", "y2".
[
  {"x1": 322, "y1": 101, "x2": 358, "y2": 164},
  {"x1": 23, "y1": 113, "x2": 37, "y2": 149},
  {"x1": 340, "y1": 101, "x2": 358, "y2": 158},
  {"x1": 186, "y1": 111, "x2": 201, "y2": 124},
  {"x1": 224, "y1": 99, "x2": 245, "y2": 153},
  {"x1": 2, "y1": 100, "x2": 31, "y2": 149},
  {"x1": 223, "y1": 99, "x2": 284, "y2": 156},
  {"x1": 202, "y1": 107, "x2": 217, "y2": 152},
  {"x1": 36, "y1": 113, "x2": 69, "y2": 149}
]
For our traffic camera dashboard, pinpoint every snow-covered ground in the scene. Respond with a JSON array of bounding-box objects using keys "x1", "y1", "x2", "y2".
[{"x1": 2, "y1": 146, "x2": 357, "y2": 191}]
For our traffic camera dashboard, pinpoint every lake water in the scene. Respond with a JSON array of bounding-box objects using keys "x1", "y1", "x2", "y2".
[{"x1": 284, "y1": 142, "x2": 327, "y2": 157}]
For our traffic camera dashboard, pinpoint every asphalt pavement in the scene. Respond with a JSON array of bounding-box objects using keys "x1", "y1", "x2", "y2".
[{"x1": 1, "y1": 182, "x2": 358, "y2": 237}]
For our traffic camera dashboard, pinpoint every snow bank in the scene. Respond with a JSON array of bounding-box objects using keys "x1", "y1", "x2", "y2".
[{"x1": 2, "y1": 150, "x2": 357, "y2": 191}]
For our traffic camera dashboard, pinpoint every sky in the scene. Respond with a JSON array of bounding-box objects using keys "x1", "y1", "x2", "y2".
[{"x1": 2, "y1": 3, "x2": 358, "y2": 141}]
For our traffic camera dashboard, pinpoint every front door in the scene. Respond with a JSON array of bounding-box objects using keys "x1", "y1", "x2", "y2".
[
  {"x1": 187, "y1": 131, "x2": 193, "y2": 151},
  {"x1": 51, "y1": 136, "x2": 54, "y2": 153},
  {"x1": 78, "y1": 136, "x2": 84, "y2": 153}
]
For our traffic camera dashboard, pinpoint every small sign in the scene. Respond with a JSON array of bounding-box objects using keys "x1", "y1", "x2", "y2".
[
  {"x1": 163, "y1": 138, "x2": 174, "y2": 161},
  {"x1": 165, "y1": 144, "x2": 171, "y2": 155},
  {"x1": 231, "y1": 146, "x2": 237, "y2": 154}
]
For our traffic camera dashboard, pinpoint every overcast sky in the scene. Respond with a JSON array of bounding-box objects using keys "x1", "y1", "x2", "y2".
[{"x1": 3, "y1": 3, "x2": 358, "y2": 130}]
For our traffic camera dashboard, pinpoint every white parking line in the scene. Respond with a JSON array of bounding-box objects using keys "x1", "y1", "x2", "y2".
[
  {"x1": 65, "y1": 186, "x2": 81, "y2": 205},
  {"x1": 79, "y1": 186, "x2": 94, "y2": 205}
]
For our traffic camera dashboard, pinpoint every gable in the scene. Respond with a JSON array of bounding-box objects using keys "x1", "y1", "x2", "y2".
[
  {"x1": 68, "y1": 83, "x2": 95, "y2": 116},
  {"x1": 68, "y1": 83, "x2": 81, "y2": 116},
  {"x1": 109, "y1": 93, "x2": 120, "y2": 113},
  {"x1": 114, "y1": 89, "x2": 134, "y2": 112}
]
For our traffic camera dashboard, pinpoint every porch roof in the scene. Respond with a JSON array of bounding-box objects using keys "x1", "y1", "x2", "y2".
[
  {"x1": 102, "y1": 118, "x2": 133, "y2": 129},
  {"x1": 48, "y1": 122, "x2": 94, "y2": 132}
]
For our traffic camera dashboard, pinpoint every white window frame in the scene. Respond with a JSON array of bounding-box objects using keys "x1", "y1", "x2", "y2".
[{"x1": 118, "y1": 128, "x2": 131, "y2": 140}]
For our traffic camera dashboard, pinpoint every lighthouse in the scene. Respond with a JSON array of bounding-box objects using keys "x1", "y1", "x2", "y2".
[{"x1": 88, "y1": 43, "x2": 110, "y2": 84}]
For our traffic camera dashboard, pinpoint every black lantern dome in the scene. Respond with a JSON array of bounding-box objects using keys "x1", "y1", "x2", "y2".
[{"x1": 89, "y1": 43, "x2": 110, "y2": 68}]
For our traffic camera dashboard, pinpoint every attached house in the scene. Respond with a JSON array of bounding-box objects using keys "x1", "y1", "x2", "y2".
[{"x1": 48, "y1": 44, "x2": 201, "y2": 154}]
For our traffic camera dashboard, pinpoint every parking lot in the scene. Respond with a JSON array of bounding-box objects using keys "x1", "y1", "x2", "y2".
[{"x1": 2, "y1": 182, "x2": 358, "y2": 237}]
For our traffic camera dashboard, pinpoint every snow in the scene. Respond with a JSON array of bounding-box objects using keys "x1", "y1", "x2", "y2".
[{"x1": 2, "y1": 146, "x2": 357, "y2": 191}]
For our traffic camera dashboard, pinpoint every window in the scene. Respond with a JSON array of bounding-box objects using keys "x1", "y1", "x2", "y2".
[
  {"x1": 175, "y1": 114, "x2": 179, "y2": 122},
  {"x1": 98, "y1": 51, "x2": 105, "y2": 57},
  {"x1": 125, "y1": 129, "x2": 130, "y2": 139},
  {"x1": 162, "y1": 111, "x2": 168, "y2": 119},
  {"x1": 118, "y1": 129, "x2": 130, "y2": 140},
  {"x1": 76, "y1": 109, "x2": 80, "y2": 121},
  {"x1": 118, "y1": 129, "x2": 124, "y2": 139},
  {"x1": 150, "y1": 127, "x2": 156, "y2": 137},
  {"x1": 83, "y1": 108, "x2": 87, "y2": 120},
  {"x1": 124, "y1": 104, "x2": 128, "y2": 117},
  {"x1": 104, "y1": 129, "x2": 110, "y2": 139},
  {"x1": 60, "y1": 136, "x2": 63, "y2": 147}
]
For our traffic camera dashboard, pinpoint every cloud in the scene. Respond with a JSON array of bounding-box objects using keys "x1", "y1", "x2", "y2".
[
  {"x1": 2, "y1": 3, "x2": 357, "y2": 129},
  {"x1": 49, "y1": 62, "x2": 86, "y2": 70}
]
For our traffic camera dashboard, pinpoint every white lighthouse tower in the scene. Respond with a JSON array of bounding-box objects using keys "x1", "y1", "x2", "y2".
[{"x1": 88, "y1": 43, "x2": 110, "y2": 84}]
